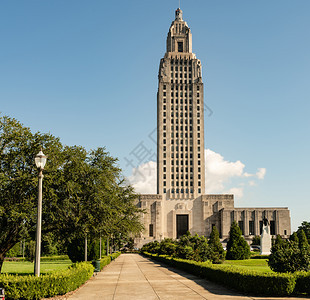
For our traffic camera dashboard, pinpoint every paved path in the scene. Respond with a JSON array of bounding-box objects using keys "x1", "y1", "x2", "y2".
[{"x1": 68, "y1": 253, "x2": 308, "y2": 300}]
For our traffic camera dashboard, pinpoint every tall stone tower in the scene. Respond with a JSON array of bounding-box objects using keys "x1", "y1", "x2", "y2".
[
  {"x1": 157, "y1": 8, "x2": 205, "y2": 200},
  {"x1": 136, "y1": 9, "x2": 291, "y2": 247}
]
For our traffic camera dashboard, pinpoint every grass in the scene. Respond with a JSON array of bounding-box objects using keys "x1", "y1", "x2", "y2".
[
  {"x1": 1, "y1": 259, "x2": 72, "y2": 275},
  {"x1": 223, "y1": 258, "x2": 273, "y2": 273}
]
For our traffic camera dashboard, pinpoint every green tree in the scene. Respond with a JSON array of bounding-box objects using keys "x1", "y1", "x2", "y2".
[
  {"x1": 268, "y1": 233, "x2": 310, "y2": 273},
  {"x1": 226, "y1": 221, "x2": 251, "y2": 260},
  {"x1": 208, "y1": 226, "x2": 225, "y2": 263},
  {"x1": 0, "y1": 115, "x2": 63, "y2": 272},
  {"x1": 0, "y1": 115, "x2": 144, "y2": 271},
  {"x1": 289, "y1": 232, "x2": 299, "y2": 243},
  {"x1": 297, "y1": 221, "x2": 310, "y2": 244}
]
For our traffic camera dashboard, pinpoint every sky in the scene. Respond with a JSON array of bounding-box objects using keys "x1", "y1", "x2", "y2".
[{"x1": 0, "y1": 1, "x2": 309, "y2": 232}]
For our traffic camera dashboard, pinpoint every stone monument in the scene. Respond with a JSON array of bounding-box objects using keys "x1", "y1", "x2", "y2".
[{"x1": 260, "y1": 218, "x2": 272, "y2": 255}]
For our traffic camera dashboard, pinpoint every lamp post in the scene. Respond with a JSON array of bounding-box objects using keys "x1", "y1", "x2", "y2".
[{"x1": 34, "y1": 149, "x2": 47, "y2": 276}]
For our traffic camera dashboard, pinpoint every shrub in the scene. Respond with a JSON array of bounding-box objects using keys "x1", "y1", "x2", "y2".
[
  {"x1": 251, "y1": 235, "x2": 261, "y2": 246},
  {"x1": 0, "y1": 262, "x2": 94, "y2": 299},
  {"x1": 159, "y1": 239, "x2": 177, "y2": 256},
  {"x1": 208, "y1": 226, "x2": 225, "y2": 263},
  {"x1": 268, "y1": 234, "x2": 310, "y2": 273},
  {"x1": 226, "y1": 221, "x2": 250, "y2": 260}
]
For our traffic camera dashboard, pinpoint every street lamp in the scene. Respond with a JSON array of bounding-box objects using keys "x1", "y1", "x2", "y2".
[{"x1": 34, "y1": 149, "x2": 47, "y2": 276}]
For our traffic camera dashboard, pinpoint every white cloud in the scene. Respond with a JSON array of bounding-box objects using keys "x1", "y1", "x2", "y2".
[
  {"x1": 127, "y1": 149, "x2": 266, "y2": 199},
  {"x1": 256, "y1": 168, "x2": 266, "y2": 179},
  {"x1": 127, "y1": 161, "x2": 157, "y2": 194}
]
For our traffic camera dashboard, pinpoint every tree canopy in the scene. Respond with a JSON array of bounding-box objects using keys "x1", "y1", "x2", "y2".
[{"x1": 0, "y1": 115, "x2": 143, "y2": 271}]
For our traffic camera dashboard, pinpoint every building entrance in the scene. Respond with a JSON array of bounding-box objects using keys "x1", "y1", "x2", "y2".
[{"x1": 176, "y1": 214, "x2": 189, "y2": 238}]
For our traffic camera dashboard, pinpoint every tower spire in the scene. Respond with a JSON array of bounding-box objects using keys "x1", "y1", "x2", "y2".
[{"x1": 175, "y1": 7, "x2": 183, "y2": 20}]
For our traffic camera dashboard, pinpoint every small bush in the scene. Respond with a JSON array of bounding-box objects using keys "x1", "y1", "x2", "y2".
[{"x1": 0, "y1": 262, "x2": 94, "y2": 299}]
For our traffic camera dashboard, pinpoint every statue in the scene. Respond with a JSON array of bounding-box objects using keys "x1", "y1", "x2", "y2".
[{"x1": 260, "y1": 217, "x2": 272, "y2": 255}]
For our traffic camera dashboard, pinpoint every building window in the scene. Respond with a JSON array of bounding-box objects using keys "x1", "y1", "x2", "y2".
[
  {"x1": 163, "y1": 85, "x2": 166, "y2": 90},
  {"x1": 163, "y1": 167, "x2": 166, "y2": 172},
  {"x1": 163, "y1": 181, "x2": 166, "y2": 186},
  {"x1": 249, "y1": 221, "x2": 254, "y2": 235},
  {"x1": 259, "y1": 221, "x2": 263, "y2": 235},
  {"x1": 270, "y1": 221, "x2": 276, "y2": 235},
  {"x1": 238, "y1": 221, "x2": 244, "y2": 235},
  {"x1": 178, "y1": 41, "x2": 183, "y2": 52},
  {"x1": 198, "y1": 188, "x2": 201, "y2": 193},
  {"x1": 163, "y1": 188, "x2": 166, "y2": 193},
  {"x1": 149, "y1": 224, "x2": 154, "y2": 237}
]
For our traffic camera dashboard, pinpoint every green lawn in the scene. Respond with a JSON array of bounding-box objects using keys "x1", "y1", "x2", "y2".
[
  {"x1": 1, "y1": 259, "x2": 72, "y2": 275},
  {"x1": 223, "y1": 259, "x2": 273, "y2": 273}
]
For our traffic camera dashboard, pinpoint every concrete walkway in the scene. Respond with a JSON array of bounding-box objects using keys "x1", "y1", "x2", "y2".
[{"x1": 68, "y1": 253, "x2": 308, "y2": 300}]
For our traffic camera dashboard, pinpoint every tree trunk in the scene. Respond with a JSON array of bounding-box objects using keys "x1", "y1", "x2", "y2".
[{"x1": 0, "y1": 254, "x2": 5, "y2": 274}]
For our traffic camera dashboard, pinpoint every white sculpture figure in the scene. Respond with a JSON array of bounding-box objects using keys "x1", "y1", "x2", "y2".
[{"x1": 260, "y1": 218, "x2": 272, "y2": 255}]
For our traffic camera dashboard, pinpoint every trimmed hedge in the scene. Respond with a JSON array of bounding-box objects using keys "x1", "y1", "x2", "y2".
[
  {"x1": 143, "y1": 252, "x2": 297, "y2": 296},
  {"x1": 295, "y1": 272, "x2": 310, "y2": 294},
  {"x1": 0, "y1": 262, "x2": 94, "y2": 299},
  {"x1": 99, "y1": 252, "x2": 121, "y2": 271}
]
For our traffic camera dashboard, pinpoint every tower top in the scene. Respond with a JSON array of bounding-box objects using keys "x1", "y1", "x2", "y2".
[{"x1": 175, "y1": 8, "x2": 183, "y2": 21}]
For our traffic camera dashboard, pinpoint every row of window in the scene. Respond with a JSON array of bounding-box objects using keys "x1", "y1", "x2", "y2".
[
  {"x1": 163, "y1": 145, "x2": 202, "y2": 152},
  {"x1": 163, "y1": 146, "x2": 201, "y2": 152},
  {"x1": 162, "y1": 112, "x2": 201, "y2": 119},
  {"x1": 163, "y1": 139, "x2": 201, "y2": 145},
  {"x1": 170, "y1": 66, "x2": 192, "y2": 72},
  {"x1": 163, "y1": 126, "x2": 201, "y2": 132},
  {"x1": 163, "y1": 84, "x2": 199, "y2": 91},
  {"x1": 163, "y1": 110, "x2": 200, "y2": 117},
  {"x1": 163, "y1": 99, "x2": 201, "y2": 106},
  {"x1": 170, "y1": 59, "x2": 192, "y2": 65},
  {"x1": 163, "y1": 188, "x2": 202, "y2": 194},
  {"x1": 166, "y1": 181, "x2": 202, "y2": 187},
  {"x1": 163, "y1": 160, "x2": 201, "y2": 166},
  {"x1": 164, "y1": 173, "x2": 201, "y2": 180},
  {"x1": 166, "y1": 132, "x2": 201, "y2": 139},
  {"x1": 171, "y1": 79, "x2": 192, "y2": 84},
  {"x1": 163, "y1": 167, "x2": 202, "y2": 173},
  {"x1": 238, "y1": 220, "x2": 276, "y2": 236},
  {"x1": 171, "y1": 73, "x2": 192, "y2": 79}
]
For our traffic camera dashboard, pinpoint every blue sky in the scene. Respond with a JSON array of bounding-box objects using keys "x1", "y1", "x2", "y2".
[{"x1": 1, "y1": 1, "x2": 309, "y2": 231}]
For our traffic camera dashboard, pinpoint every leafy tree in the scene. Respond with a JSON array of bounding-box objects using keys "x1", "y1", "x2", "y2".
[
  {"x1": 0, "y1": 115, "x2": 144, "y2": 271},
  {"x1": 289, "y1": 232, "x2": 299, "y2": 243},
  {"x1": 226, "y1": 221, "x2": 251, "y2": 260},
  {"x1": 208, "y1": 226, "x2": 225, "y2": 263},
  {"x1": 0, "y1": 115, "x2": 63, "y2": 272},
  {"x1": 297, "y1": 221, "x2": 310, "y2": 244}
]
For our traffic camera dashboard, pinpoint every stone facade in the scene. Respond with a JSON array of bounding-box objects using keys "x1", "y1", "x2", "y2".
[{"x1": 135, "y1": 9, "x2": 291, "y2": 248}]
